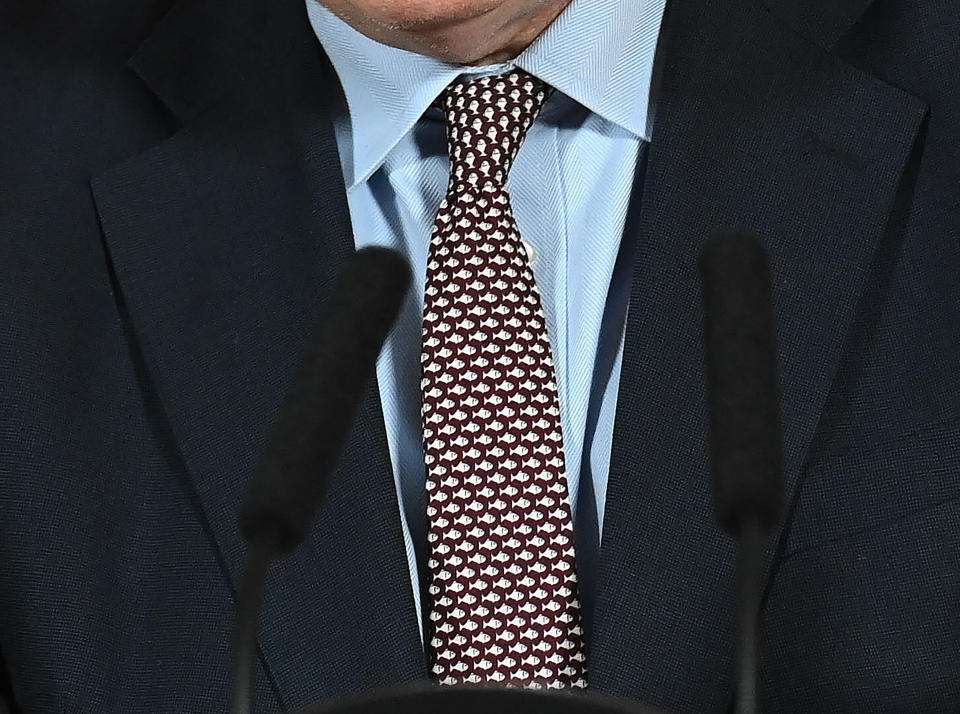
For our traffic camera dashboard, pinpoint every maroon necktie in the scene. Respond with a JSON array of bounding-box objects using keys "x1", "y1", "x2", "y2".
[{"x1": 421, "y1": 70, "x2": 588, "y2": 689}]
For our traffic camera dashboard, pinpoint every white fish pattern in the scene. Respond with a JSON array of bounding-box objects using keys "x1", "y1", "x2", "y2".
[{"x1": 422, "y1": 71, "x2": 587, "y2": 690}]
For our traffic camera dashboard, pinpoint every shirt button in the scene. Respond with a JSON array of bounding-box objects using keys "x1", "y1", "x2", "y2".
[{"x1": 521, "y1": 239, "x2": 538, "y2": 267}]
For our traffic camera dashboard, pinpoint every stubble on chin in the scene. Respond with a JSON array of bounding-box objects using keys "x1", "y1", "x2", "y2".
[
  {"x1": 316, "y1": 0, "x2": 571, "y2": 65},
  {"x1": 318, "y1": 0, "x2": 502, "y2": 32}
]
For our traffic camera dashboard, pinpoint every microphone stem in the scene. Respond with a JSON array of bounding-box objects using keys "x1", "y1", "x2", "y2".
[
  {"x1": 735, "y1": 515, "x2": 764, "y2": 714},
  {"x1": 231, "y1": 537, "x2": 277, "y2": 714}
]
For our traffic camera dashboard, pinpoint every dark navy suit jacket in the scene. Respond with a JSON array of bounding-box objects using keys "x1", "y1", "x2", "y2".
[{"x1": 1, "y1": 0, "x2": 958, "y2": 711}]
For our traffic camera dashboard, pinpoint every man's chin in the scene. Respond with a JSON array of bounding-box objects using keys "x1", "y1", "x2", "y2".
[{"x1": 332, "y1": 0, "x2": 507, "y2": 30}]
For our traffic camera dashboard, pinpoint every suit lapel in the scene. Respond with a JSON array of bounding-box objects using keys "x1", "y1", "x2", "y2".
[
  {"x1": 591, "y1": 0, "x2": 927, "y2": 710},
  {"x1": 91, "y1": 0, "x2": 424, "y2": 708}
]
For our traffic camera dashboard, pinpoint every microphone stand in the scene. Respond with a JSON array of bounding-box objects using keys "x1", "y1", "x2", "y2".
[
  {"x1": 734, "y1": 515, "x2": 764, "y2": 714},
  {"x1": 231, "y1": 535, "x2": 281, "y2": 714}
]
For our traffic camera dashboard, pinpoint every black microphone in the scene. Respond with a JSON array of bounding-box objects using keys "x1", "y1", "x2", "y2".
[
  {"x1": 699, "y1": 231, "x2": 784, "y2": 714},
  {"x1": 232, "y1": 246, "x2": 411, "y2": 714}
]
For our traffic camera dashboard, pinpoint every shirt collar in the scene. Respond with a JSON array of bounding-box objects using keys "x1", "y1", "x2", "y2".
[{"x1": 307, "y1": 0, "x2": 666, "y2": 188}]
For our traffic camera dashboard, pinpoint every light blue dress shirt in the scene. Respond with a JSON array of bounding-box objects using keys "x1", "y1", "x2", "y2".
[{"x1": 306, "y1": 0, "x2": 666, "y2": 635}]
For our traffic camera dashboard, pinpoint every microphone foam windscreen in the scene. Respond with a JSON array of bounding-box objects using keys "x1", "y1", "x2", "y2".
[
  {"x1": 240, "y1": 247, "x2": 411, "y2": 553},
  {"x1": 699, "y1": 231, "x2": 784, "y2": 535}
]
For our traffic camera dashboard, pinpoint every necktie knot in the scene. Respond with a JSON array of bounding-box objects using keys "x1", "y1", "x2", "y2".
[{"x1": 441, "y1": 70, "x2": 551, "y2": 187}]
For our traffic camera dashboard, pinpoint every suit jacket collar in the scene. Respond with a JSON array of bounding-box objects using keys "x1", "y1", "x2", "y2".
[
  {"x1": 92, "y1": 0, "x2": 927, "y2": 711},
  {"x1": 128, "y1": 0, "x2": 267, "y2": 124},
  {"x1": 761, "y1": 0, "x2": 878, "y2": 49}
]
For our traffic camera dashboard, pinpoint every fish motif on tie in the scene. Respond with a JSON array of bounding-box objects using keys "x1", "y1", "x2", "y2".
[{"x1": 421, "y1": 70, "x2": 588, "y2": 690}]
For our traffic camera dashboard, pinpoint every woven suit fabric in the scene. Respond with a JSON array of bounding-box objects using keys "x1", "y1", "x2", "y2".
[{"x1": 421, "y1": 70, "x2": 588, "y2": 689}]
